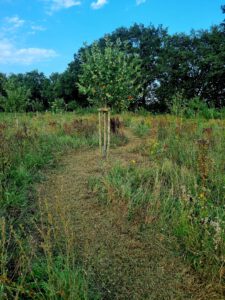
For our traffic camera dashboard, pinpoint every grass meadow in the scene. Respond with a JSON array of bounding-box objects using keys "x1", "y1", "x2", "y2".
[
  {"x1": 0, "y1": 112, "x2": 101, "y2": 299},
  {"x1": 0, "y1": 111, "x2": 224, "y2": 298},
  {"x1": 92, "y1": 114, "x2": 225, "y2": 286}
]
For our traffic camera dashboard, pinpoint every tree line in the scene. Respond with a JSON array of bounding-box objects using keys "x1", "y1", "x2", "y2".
[{"x1": 0, "y1": 6, "x2": 224, "y2": 113}]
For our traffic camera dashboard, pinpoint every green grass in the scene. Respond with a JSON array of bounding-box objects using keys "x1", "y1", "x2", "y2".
[
  {"x1": 93, "y1": 115, "x2": 225, "y2": 285},
  {"x1": 0, "y1": 111, "x2": 128, "y2": 299},
  {"x1": 131, "y1": 119, "x2": 151, "y2": 137},
  {"x1": 1, "y1": 112, "x2": 224, "y2": 298},
  {"x1": 0, "y1": 112, "x2": 100, "y2": 299}
]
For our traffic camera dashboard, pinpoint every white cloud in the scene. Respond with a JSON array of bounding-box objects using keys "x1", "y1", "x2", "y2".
[
  {"x1": 0, "y1": 39, "x2": 57, "y2": 65},
  {"x1": 91, "y1": 0, "x2": 107, "y2": 10},
  {"x1": 5, "y1": 16, "x2": 25, "y2": 29},
  {"x1": 136, "y1": 0, "x2": 146, "y2": 5},
  {"x1": 31, "y1": 25, "x2": 46, "y2": 32},
  {"x1": 48, "y1": 0, "x2": 81, "y2": 12}
]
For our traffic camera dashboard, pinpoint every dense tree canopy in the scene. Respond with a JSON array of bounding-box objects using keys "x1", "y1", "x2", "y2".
[
  {"x1": 78, "y1": 39, "x2": 142, "y2": 111},
  {"x1": 0, "y1": 6, "x2": 224, "y2": 112}
]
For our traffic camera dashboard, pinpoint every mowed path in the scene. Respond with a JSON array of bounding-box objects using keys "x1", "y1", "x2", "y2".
[{"x1": 38, "y1": 130, "x2": 220, "y2": 300}]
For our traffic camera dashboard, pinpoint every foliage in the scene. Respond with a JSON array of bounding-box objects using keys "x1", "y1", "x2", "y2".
[
  {"x1": 1, "y1": 8, "x2": 225, "y2": 113},
  {"x1": 0, "y1": 73, "x2": 7, "y2": 99},
  {"x1": 168, "y1": 95, "x2": 225, "y2": 119},
  {"x1": 51, "y1": 98, "x2": 66, "y2": 112},
  {"x1": 77, "y1": 39, "x2": 142, "y2": 111},
  {"x1": 169, "y1": 92, "x2": 187, "y2": 116},
  {"x1": 67, "y1": 100, "x2": 79, "y2": 111},
  {"x1": 0, "y1": 78, "x2": 31, "y2": 112}
]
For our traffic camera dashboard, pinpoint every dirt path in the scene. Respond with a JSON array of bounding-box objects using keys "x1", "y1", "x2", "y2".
[{"x1": 38, "y1": 130, "x2": 220, "y2": 300}]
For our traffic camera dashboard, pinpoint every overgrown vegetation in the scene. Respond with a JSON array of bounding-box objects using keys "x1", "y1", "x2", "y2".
[
  {"x1": 169, "y1": 93, "x2": 225, "y2": 119},
  {"x1": 0, "y1": 111, "x2": 224, "y2": 297},
  {"x1": 0, "y1": 112, "x2": 128, "y2": 299},
  {"x1": 92, "y1": 115, "x2": 225, "y2": 289},
  {"x1": 0, "y1": 113, "x2": 101, "y2": 299}
]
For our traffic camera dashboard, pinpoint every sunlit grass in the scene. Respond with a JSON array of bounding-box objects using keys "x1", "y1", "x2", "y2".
[
  {"x1": 93, "y1": 114, "x2": 225, "y2": 286},
  {"x1": 0, "y1": 111, "x2": 224, "y2": 297}
]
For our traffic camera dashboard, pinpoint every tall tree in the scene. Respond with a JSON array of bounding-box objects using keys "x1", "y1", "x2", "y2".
[
  {"x1": 155, "y1": 26, "x2": 225, "y2": 109},
  {"x1": 23, "y1": 70, "x2": 50, "y2": 111}
]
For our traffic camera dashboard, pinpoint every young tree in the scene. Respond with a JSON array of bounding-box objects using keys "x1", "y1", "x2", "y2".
[{"x1": 77, "y1": 39, "x2": 142, "y2": 111}]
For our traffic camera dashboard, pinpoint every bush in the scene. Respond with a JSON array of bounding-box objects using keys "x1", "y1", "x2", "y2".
[
  {"x1": 169, "y1": 95, "x2": 224, "y2": 119},
  {"x1": 67, "y1": 101, "x2": 79, "y2": 111},
  {"x1": 51, "y1": 98, "x2": 66, "y2": 113}
]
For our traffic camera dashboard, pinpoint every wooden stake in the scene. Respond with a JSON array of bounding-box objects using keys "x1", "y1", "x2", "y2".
[
  {"x1": 98, "y1": 107, "x2": 110, "y2": 159},
  {"x1": 98, "y1": 111, "x2": 102, "y2": 155},
  {"x1": 103, "y1": 112, "x2": 107, "y2": 157},
  {"x1": 107, "y1": 110, "x2": 110, "y2": 158}
]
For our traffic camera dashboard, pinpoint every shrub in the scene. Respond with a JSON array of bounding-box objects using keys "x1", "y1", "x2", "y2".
[{"x1": 51, "y1": 98, "x2": 66, "y2": 113}]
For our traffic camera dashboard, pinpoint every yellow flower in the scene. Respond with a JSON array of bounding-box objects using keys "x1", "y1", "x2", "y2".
[{"x1": 131, "y1": 159, "x2": 136, "y2": 164}]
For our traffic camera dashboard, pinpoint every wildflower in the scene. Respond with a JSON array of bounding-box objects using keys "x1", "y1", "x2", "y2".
[{"x1": 131, "y1": 159, "x2": 136, "y2": 164}]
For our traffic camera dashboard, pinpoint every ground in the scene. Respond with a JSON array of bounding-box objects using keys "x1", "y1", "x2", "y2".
[{"x1": 37, "y1": 129, "x2": 222, "y2": 300}]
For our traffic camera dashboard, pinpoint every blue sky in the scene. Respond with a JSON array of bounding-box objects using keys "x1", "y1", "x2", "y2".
[{"x1": 0, "y1": 0, "x2": 224, "y2": 75}]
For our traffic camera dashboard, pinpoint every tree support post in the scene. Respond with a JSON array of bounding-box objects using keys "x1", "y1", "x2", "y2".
[
  {"x1": 98, "y1": 110, "x2": 102, "y2": 155},
  {"x1": 98, "y1": 108, "x2": 110, "y2": 158}
]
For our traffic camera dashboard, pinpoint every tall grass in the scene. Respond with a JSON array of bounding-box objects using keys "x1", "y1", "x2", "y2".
[
  {"x1": 1, "y1": 112, "x2": 224, "y2": 297},
  {"x1": 0, "y1": 112, "x2": 99, "y2": 299},
  {"x1": 92, "y1": 115, "x2": 225, "y2": 287}
]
